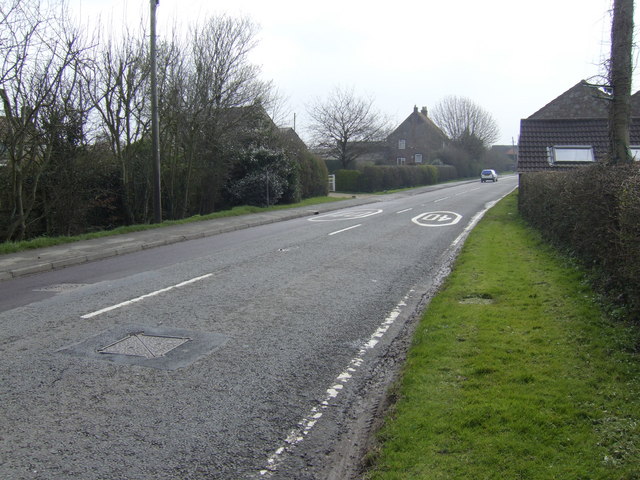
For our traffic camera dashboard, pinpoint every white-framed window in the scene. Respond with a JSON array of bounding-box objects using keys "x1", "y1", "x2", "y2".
[
  {"x1": 398, "y1": 139, "x2": 406, "y2": 150},
  {"x1": 397, "y1": 157, "x2": 406, "y2": 165},
  {"x1": 548, "y1": 146, "x2": 595, "y2": 164},
  {"x1": 630, "y1": 146, "x2": 640, "y2": 161},
  {"x1": 414, "y1": 153, "x2": 423, "y2": 164}
]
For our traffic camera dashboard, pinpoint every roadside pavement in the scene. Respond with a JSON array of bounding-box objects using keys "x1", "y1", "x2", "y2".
[{"x1": 0, "y1": 195, "x2": 378, "y2": 282}]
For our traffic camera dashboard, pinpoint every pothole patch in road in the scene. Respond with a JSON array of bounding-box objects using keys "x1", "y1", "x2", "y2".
[
  {"x1": 58, "y1": 324, "x2": 228, "y2": 370},
  {"x1": 34, "y1": 283, "x2": 87, "y2": 292}
]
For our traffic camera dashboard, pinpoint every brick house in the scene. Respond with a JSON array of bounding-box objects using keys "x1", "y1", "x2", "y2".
[
  {"x1": 349, "y1": 106, "x2": 448, "y2": 167},
  {"x1": 517, "y1": 80, "x2": 640, "y2": 172},
  {"x1": 386, "y1": 106, "x2": 448, "y2": 165}
]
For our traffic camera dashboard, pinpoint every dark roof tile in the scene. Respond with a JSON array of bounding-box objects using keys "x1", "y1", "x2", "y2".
[
  {"x1": 517, "y1": 118, "x2": 640, "y2": 171},
  {"x1": 528, "y1": 80, "x2": 611, "y2": 119}
]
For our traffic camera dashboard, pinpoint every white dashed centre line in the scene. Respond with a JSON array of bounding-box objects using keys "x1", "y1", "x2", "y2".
[
  {"x1": 328, "y1": 224, "x2": 362, "y2": 236},
  {"x1": 81, "y1": 274, "x2": 213, "y2": 319}
]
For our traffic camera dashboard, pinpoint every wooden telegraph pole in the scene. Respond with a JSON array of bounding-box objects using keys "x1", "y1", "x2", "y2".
[{"x1": 150, "y1": 0, "x2": 162, "y2": 222}]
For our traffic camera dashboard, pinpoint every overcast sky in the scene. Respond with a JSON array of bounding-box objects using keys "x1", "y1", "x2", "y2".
[{"x1": 69, "y1": 0, "x2": 636, "y2": 146}]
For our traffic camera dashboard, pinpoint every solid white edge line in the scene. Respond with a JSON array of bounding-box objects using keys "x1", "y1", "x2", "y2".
[
  {"x1": 451, "y1": 185, "x2": 518, "y2": 247},
  {"x1": 81, "y1": 273, "x2": 213, "y2": 319},
  {"x1": 258, "y1": 292, "x2": 413, "y2": 477},
  {"x1": 328, "y1": 224, "x2": 362, "y2": 236}
]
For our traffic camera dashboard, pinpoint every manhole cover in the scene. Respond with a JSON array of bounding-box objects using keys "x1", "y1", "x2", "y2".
[
  {"x1": 58, "y1": 324, "x2": 228, "y2": 370},
  {"x1": 98, "y1": 332, "x2": 190, "y2": 358}
]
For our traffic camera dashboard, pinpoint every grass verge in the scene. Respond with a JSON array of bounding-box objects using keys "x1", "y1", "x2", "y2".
[
  {"x1": 0, "y1": 196, "x2": 343, "y2": 255},
  {"x1": 365, "y1": 191, "x2": 640, "y2": 480}
]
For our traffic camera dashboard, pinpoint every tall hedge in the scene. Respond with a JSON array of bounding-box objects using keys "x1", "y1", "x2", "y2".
[
  {"x1": 335, "y1": 169, "x2": 361, "y2": 192},
  {"x1": 335, "y1": 165, "x2": 439, "y2": 193},
  {"x1": 298, "y1": 151, "x2": 329, "y2": 198},
  {"x1": 434, "y1": 164, "x2": 458, "y2": 182},
  {"x1": 518, "y1": 163, "x2": 640, "y2": 321}
]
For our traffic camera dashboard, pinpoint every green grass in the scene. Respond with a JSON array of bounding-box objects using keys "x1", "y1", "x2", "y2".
[
  {"x1": 366, "y1": 192, "x2": 640, "y2": 480},
  {"x1": 0, "y1": 196, "x2": 343, "y2": 255}
]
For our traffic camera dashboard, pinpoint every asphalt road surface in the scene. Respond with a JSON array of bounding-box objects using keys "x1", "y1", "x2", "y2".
[{"x1": 0, "y1": 177, "x2": 517, "y2": 479}]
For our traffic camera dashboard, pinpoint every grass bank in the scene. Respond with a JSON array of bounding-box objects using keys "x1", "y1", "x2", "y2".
[
  {"x1": 0, "y1": 196, "x2": 343, "y2": 255},
  {"x1": 366, "y1": 192, "x2": 640, "y2": 479}
]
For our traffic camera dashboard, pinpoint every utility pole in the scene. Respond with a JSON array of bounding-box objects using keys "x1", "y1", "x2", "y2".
[{"x1": 150, "y1": 0, "x2": 162, "y2": 222}]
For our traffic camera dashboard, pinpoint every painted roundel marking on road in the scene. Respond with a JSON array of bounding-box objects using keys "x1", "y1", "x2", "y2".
[
  {"x1": 308, "y1": 209, "x2": 383, "y2": 222},
  {"x1": 412, "y1": 211, "x2": 462, "y2": 227}
]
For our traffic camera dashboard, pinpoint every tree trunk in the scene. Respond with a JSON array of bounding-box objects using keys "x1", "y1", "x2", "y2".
[{"x1": 609, "y1": 0, "x2": 634, "y2": 164}]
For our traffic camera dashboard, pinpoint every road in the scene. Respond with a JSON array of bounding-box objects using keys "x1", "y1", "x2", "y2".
[{"x1": 0, "y1": 177, "x2": 517, "y2": 479}]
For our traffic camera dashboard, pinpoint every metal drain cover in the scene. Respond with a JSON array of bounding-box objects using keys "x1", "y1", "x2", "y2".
[
  {"x1": 59, "y1": 324, "x2": 228, "y2": 370},
  {"x1": 98, "y1": 333, "x2": 190, "y2": 358}
]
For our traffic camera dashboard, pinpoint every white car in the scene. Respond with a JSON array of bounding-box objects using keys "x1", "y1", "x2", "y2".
[{"x1": 480, "y1": 169, "x2": 498, "y2": 182}]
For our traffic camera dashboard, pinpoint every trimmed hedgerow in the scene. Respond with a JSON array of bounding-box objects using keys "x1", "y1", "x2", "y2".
[
  {"x1": 434, "y1": 164, "x2": 458, "y2": 182},
  {"x1": 335, "y1": 169, "x2": 361, "y2": 192},
  {"x1": 335, "y1": 165, "x2": 440, "y2": 193},
  {"x1": 518, "y1": 163, "x2": 640, "y2": 321}
]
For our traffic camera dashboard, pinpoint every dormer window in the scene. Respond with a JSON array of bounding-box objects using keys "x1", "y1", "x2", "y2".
[
  {"x1": 398, "y1": 139, "x2": 406, "y2": 150},
  {"x1": 630, "y1": 146, "x2": 640, "y2": 160},
  {"x1": 548, "y1": 146, "x2": 594, "y2": 165}
]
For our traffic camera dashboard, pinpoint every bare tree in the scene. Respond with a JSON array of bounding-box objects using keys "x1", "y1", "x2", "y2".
[
  {"x1": 431, "y1": 96, "x2": 500, "y2": 150},
  {"x1": 156, "y1": 30, "x2": 189, "y2": 219},
  {"x1": 192, "y1": 16, "x2": 272, "y2": 110},
  {"x1": 162, "y1": 15, "x2": 274, "y2": 216},
  {"x1": 85, "y1": 27, "x2": 151, "y2": 224},
  {"x1": 609, "y1": 0, "x2": 634, "y2": 163},
  {"x1": 263, "y1": 86, "x2": 291, "y2": 129},
  {"x1": 307, "y1": 86, "x2": 389, "y2": 169},
  {"x1": 0, "y1": 0, "x2": 26, "y2": 85},
  {"x1": 0, "y1": 0, "x2": 88, "y2": 241}
]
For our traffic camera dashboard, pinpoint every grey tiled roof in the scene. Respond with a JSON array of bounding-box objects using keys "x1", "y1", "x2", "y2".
[
  {"x1": 517, "y1": 118, "x2": 640, "y2": 171},
  {"x1": 528, "y1": 80, "x2": 610, "y2": 119},
  {"x1": 518, "y1": 80, "x2": 640, "y2": 172},
  {"x1": 388, "y1": 106, "x2": 448, "y2": 143}
]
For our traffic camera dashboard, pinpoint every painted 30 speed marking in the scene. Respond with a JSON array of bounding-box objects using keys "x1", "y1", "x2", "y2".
[{"x1": 412, "y1": 211, "x2": 462, "y2": 227}]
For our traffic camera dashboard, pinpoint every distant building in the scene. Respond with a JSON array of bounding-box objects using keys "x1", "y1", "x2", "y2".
[
  {"x1": 386, "y1": 106, "x2": 448, "y2": 165},
  {"x1": 351, "y1": 106, "x2": 448, "y2": 167}
]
